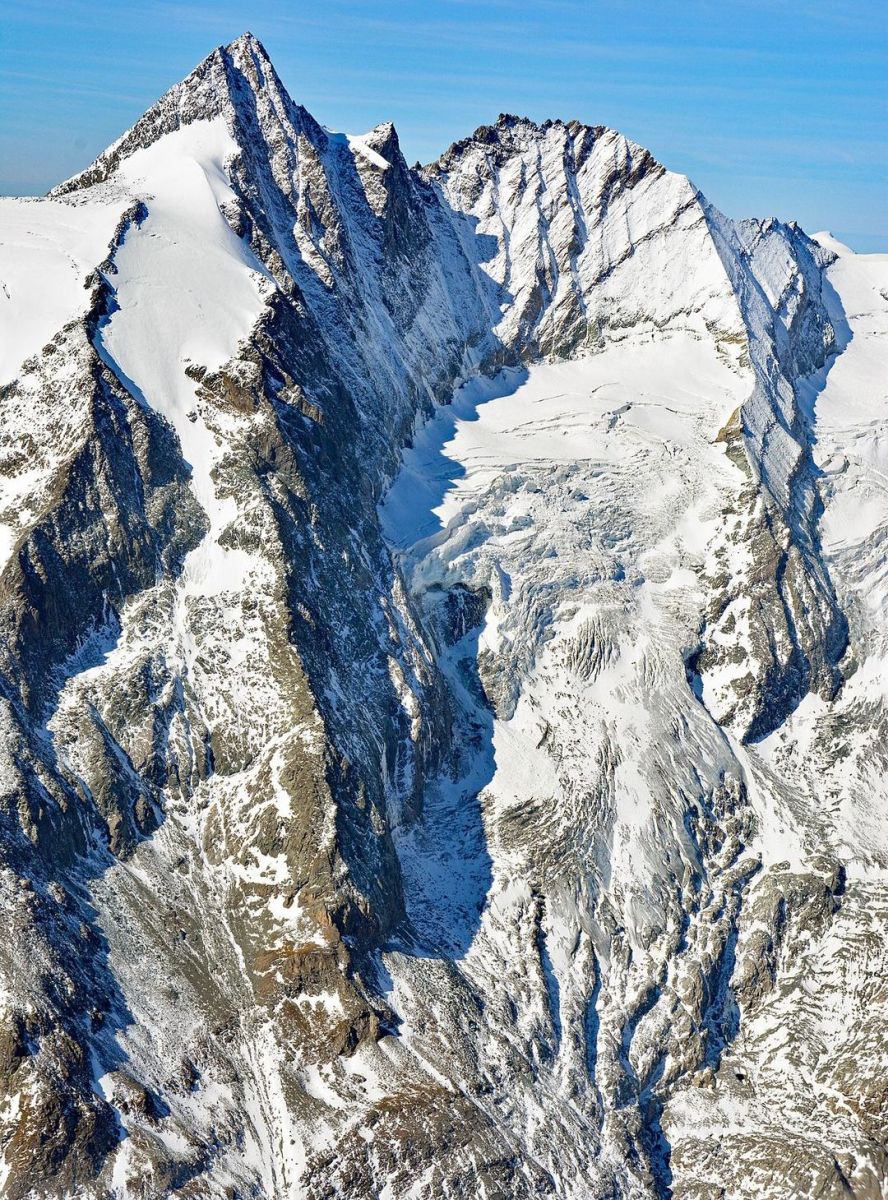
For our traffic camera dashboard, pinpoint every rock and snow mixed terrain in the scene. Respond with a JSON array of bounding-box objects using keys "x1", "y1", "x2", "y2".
[{"x1": 0, "y1": 31, "x2": 885, "y2": 1200}]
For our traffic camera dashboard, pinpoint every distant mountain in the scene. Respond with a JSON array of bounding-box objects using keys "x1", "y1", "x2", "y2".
[{"x1": 0, "y1": 31, "x2": 885, "y2": 1199}]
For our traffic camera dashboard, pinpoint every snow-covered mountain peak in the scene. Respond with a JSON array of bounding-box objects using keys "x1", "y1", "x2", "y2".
[
  {"x1": 52, "y1": 31, "x2": 315, "y2": 196},
  {"x1": 0, "y1": 34, "x2": 885, "y2": 1200}
]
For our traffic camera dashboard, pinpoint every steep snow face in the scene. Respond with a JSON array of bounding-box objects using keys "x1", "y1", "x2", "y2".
[
  {"x1": 812, "y1": 237, "x2": 888, "y2": 597},
  {"x1": 758, "y1": 238, "x2": 888, "y2": 862},
  {"x1": 97, "y1": 116, "x2": 272, "y2": 597},
  {"x1": 0, "y1": 31, "x2": 884, "y2": 1200}
]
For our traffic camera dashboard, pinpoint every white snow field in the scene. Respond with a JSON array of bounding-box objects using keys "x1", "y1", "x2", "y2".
[
  {"x1": 0, "y1": 195, "x2": 121, "y2": 386},
  {"x1": 382, "y1": 340, "x2": 750, "y2": 943}
]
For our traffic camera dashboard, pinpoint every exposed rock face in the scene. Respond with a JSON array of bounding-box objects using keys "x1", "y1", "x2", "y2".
[{"x1": 0, "y1": 31, "x2": 885, "y2": 1200}]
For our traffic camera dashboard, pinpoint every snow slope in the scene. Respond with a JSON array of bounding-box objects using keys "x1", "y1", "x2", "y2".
[
  {"x1": 97, "y1": 116, "x2": 272, "y2": 598},
  {"x1": 756, "y1": 237, "x2": 888, "y2": 865},
  {"x1": 0, "y1": 196, "x2": 122, "y2": 386}
]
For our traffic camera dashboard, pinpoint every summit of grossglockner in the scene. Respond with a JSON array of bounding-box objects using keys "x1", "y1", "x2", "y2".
[{"x1": 0, "y1": 30, "x2": 885, "y2": 1200}]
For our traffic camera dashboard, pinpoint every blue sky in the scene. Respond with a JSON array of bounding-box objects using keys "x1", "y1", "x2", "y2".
[{"x1": 3, "y1": 1, "x2": 886, "y2": 250}]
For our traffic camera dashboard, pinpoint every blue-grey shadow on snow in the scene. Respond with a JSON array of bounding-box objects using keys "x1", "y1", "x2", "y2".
[
  {"x1": 388, "y1": 592, "x2": 498, "y2": 959},
  {"x1": 380, "y1": 370, "x2": 531, "y2": 960},
  {"x1": 380, "y1": 366, "x2": 529, "y2": 553}
]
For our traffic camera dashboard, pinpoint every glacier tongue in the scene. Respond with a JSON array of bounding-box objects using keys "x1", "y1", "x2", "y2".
[
  {"x1": 377, "y1": 342, "x2": 819, "y2": 1195},
  {"x1": 0, "y1": 31, "x2": 885, "y2": 1200}
]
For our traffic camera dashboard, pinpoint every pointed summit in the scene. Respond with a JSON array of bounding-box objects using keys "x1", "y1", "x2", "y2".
[
  {"x1": 362, "y1": 121, "x2": 399, "y2": 160},
  {"x1": 218, "y1": 31, "x2": 279, "y2": 97},
  {"x1": 226, "y1": 29, "x2": 266, "y2": 55},
  {"x1": 52, "y1": 32, "x2": 297, "y2": 195}
]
